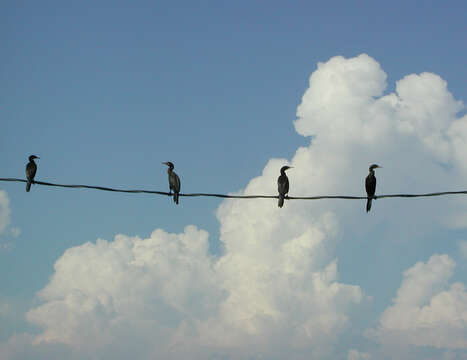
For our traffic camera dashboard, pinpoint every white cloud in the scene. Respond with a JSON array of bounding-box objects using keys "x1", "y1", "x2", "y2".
[
  {"x1": 26, "y1": 226, "x2": 222, "y2": 354},
  {"x1": 375, "y1": 254, "x2": 467, "y2": 349},
  {"x1": 3, "y1": 53, "x2": 467, "y2": 359},
  {"x1": 24, "y1": 220, "x2": 361, "y2": 359},
  {"x1": 0, "y1": 334, "x2": 78, "y2": 360},
  {"x1": 0, "y1": 190, "x2": 11, "y2": 234},
  {"x1": 0, "y1": 190, "x2": 20, "y2": 246}
]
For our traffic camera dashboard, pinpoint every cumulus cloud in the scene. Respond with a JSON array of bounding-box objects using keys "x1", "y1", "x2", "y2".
[
  {"x1": 375, "y1": 254, "x2": 467, "y2": 349},
  {"x1": 0, "y1": 334, "x2": 78, "y2": 360},
  {"x1": 26, "y1": 226, "x2": 222, "y2": 356},
  {"x1": 24, "y1": 219, "x2": 361, "y2": 359},
  {"x1": 3, "y1": 54, "x2": 467, "y2": 359}
]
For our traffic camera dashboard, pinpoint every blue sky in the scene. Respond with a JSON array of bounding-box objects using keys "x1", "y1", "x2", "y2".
[{"x1": 1, "y1": 1, "x2": 467, "y2": 359}]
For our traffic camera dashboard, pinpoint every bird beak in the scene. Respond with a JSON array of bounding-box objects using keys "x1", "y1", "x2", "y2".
[{"x1": 162, "y1": 162, "x2": 167, "y2": 165}]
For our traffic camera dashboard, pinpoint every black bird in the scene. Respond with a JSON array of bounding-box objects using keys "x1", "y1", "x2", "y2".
[
  {"x1": 25, "y1": 155, "x2": 40, "y2": 192},
  {"x1": 163, "y1": 162, "x2": 181, "y2": 204},
  {"x1": 365, "y1": 164, "x2": 381, "y2": 212},
  {"x1": 278, "y1": 165, "x2": 292, "y2": 208}
]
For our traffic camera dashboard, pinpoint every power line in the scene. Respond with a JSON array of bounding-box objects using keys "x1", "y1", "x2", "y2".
[{"x1": 1, "y1": 177, "x2": 467, "y2": 200}]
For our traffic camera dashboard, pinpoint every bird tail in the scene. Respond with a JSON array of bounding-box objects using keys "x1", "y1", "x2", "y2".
[
  {"x1": 174, "y1": 192, "x2": 179, "y2": 205},
  {"x1": 278, "y1": 194, "x2": 284, "y2": 208},
  {"x1": 26, "y1": 181, "x2": 31, "y2": 192},
  {"x1": 366, "y1": 198, "x2": 372, "y2": 212}
]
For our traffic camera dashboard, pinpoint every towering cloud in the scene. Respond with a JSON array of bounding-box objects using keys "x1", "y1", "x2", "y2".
[{"x1": 4, "y1": 54, "x2": 466, "y2": 359}]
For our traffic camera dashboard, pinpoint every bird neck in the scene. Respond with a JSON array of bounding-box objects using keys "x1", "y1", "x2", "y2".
[{"x1": 369, "y1": 169, "x2": 374, "y2": 175}]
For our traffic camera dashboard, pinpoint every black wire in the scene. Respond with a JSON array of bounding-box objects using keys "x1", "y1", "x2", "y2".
[{"x1": 2, "y1": 178, "x2": 467, "y2": 200}]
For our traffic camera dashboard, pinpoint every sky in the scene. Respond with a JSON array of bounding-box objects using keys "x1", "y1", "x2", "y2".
[{"x1": 1, "y1": 1, "x2": 467, "y2": 359}]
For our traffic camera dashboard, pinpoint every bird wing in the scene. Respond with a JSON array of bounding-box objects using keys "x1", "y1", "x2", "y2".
[
  {"x1": 171, "y1": 172, "x2": 181, "y2": 192},
  {"x1": 26, "y1": 162, "x2": 37, "y2": 181},
  {"x1": 278, "y1": 175, "x2": 289, "y2": 195},
  {"x1": 365, "y1": 174, "x2": 376, "y2": 197}
]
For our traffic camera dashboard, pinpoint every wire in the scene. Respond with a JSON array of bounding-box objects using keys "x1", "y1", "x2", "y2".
[{"x1": 1, "y1": 178, "x2": 467, "y2": 200}]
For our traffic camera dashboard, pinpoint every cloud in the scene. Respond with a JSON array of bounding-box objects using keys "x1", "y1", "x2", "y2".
[
  {"x1": 24, "y1": 219, "x2": 362, "y2": 359},
  {"x1": 347, "y1": 349, "x2": 371, "y2": 360},
  {"x1": 26, "y1": 226, "x2": 222, "y2": 356},
  {"x1": 374, "y1": 254, "x2": 467, "y2": 349},
  {"x1": 10, "y1": 228, "x2": 20, "y2": 238},
  {"x1": 458, "y1": 241, "x2": 467, "y2": 259},
  {"x1": 3, "y1": 53, "x2": 467, "y2": 359},
  {"x1": 0, "y1": 190, "x2": 21, "y2": 242},
  {"x1": 0, "y1": 301, "x2": 12, "y2": 318},
  {"x1": 0, "y1": 190, "x2": 11, "y2": 234},
  {"x1": 0, "y1": 190, "x2": 17, "y2": 252},
  {"x1": 0, "y1": 334, "x2": 78, "y2": 360}
]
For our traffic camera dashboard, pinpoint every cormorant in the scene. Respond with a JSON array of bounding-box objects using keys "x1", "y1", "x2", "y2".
[
  {"x1": 365, "y1": 164, "x2": 381, "y2": 212},
  {"x1": 163, "y1": 162, "x2": 181, "y2": 204},
  {"x1": 25, "y1": 155, "x2": 39, "y2": 192},
  {"x1": 278, "y1": 165, "x2": 292, "y2": 208}
]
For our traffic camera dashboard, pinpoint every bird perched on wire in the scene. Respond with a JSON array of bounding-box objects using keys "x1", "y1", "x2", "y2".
[
  {"x1": 365, "y1": 164, "x2": 381, "y2": 212},
  {"x1": 163, "y1": 161, "x2": 181, "y2": 204},
  {"x1": 278, "y1": 165, "x2": 292, "y2": 208},
  {"x1": 25, "y1": 155, "x2": 40, "y2": 192}
]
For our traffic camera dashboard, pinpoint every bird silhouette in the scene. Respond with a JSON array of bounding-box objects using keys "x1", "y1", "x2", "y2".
[
  {"x1": 365, "y1": 164, "x2": 381, "y2": 212},
  {"x1": 163, "y1": 162, "x2": 181, "y2": 204},
  {"x1": 278, "y1": 165, "x2": 292, "y2": 208},
  {"x1": 25, "y1": 155, "x2": 39, "y2": 192}
]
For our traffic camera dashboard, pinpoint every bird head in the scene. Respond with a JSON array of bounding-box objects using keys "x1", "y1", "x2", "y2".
[
  {"x1": 369, "y1": 164, "x2": 381, "y2": 171},
  {"x1": 280, "y1": 165, "x2": 293, "y2": 173},
  {"x1": 163, "y1": 161, "x2": 175, "y2": 169},
  {"x1": 29, "y1": 155, "x2": 40, "y2": 161}
]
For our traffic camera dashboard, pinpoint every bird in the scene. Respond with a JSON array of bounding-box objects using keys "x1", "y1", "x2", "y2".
[
  {"x1": 25, "y1": 155, "x2": 40, "y2": 192},
  {"x1": 277, "y1": 165, "x2": 292, "y2": 208},
  {"x1": 365, "y1": 164, "x2": 381, "y2": 212},
  {"x1": 163, "y1": 162, "x2": 181, "y2": 204}
]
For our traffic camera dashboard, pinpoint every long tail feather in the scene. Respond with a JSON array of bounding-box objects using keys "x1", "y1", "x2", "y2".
[
  {"x1": 366, "y1": 198, "x2": 372, "y2": 212},
  {"x1": 278, "y1": 194, "x2": 284, "y2": 208},
  {"x1": 174, "y1": 192, "x2": 179, "y2": 205},
  {"x1": 26, "y1": 181, "x2": 31, "y2": 192}
]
